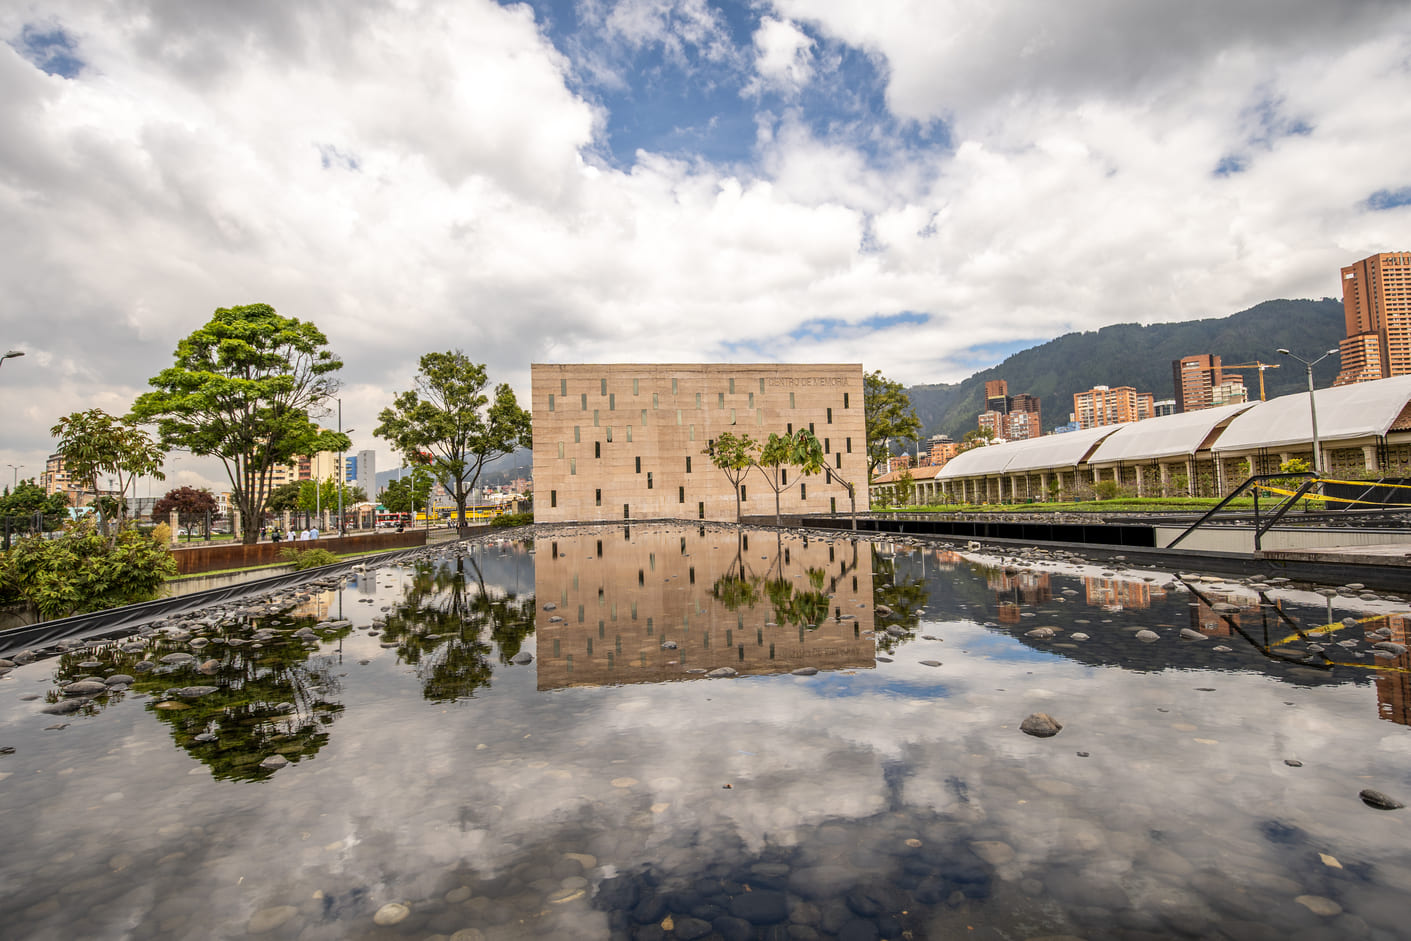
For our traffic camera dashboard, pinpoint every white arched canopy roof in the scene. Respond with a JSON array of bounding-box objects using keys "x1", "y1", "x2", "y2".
[
  {"x1": 1212, "y1": 374, "x2": 1411, "y2": 453},
  {"x1": 938, "y1": 426, "x2": 1118, "y2": 479},
  {"x1": 1087, "y1": 401, "x2": 1257, "y2": 464}
]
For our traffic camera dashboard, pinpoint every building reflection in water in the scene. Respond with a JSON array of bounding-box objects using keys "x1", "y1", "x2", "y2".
[
  {"x1": 1370, "y1": 613, "x2": 1411, "y2": 727},
  {"x1": 986, "y1": 568, "x2": 1051, "y2": 624},
  {"x1": 534, "y1": 526, "x2": 876, "y2": 690},
  {"x1": 1085, "y1": 577, "x2": 1167, "y2": 613}
]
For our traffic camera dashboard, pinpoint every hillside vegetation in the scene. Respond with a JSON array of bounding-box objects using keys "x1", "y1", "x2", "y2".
[{"x1": 911, "y1": 298, "x2": 1345, "y2": 440}]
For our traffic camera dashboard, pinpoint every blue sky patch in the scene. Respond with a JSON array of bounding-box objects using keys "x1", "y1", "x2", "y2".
[
  {"x1": 15, "y1": 23, "x2": 83, "y2": 78},
  {"x1": 1366, "y1": 187, "x2": 1411, "y2": 211},
  {"x1": 1214, "y1": 154, "x2": 1247, "y2": 177}
]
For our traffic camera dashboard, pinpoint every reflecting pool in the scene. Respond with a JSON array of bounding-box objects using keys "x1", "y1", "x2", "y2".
[{"x1": 2, "y1": 523, "x2": 1410, "y2": 941}]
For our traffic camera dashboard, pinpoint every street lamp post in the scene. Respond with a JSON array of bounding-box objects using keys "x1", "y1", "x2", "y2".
[
  {"x1": 1276, "y1": 347, "x2": 1340, "y2": 474},
  {"x1": 0, "y1": 350, "x2": 23, "y2": 368},
  {"x1": 7, "y1": 464, "x2": 21, "y2": 488},
  {"x1": 335, "y1": 399, "x2": 355, "y2": 536}
]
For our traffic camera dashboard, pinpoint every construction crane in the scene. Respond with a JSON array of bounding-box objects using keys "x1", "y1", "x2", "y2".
[{"x1": 1224, "y1": 361, "x2": 1280, "y2": 401}]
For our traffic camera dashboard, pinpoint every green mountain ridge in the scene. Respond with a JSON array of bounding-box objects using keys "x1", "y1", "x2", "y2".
[{"x1": 909, "y1": 298, "x2": 1346, "y2": 442}]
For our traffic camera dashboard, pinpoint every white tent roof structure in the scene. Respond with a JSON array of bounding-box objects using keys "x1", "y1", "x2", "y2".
[
  {"x1": 938, "y1": 426, "x2": 1118, "y2": 478},
  {"x1": 1088, "y1": 401, "x2": 1257, "y2": 464},
  {"x1": 1212, "y1": 374, "x2": 1411, "y2": 453}
]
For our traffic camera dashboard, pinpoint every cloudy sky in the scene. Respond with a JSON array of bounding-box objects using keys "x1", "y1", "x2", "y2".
[{"x1": 2, "y1": 0, "x2": 1409, "y2": 494}]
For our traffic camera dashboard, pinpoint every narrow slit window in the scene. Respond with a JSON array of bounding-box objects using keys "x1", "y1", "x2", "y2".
[
  {"x1": 609, "y1": 393, "x2": 615, "y2": 410},
  {"x1": 548, "y1": 394, "x2": 555, "y2": 411},
  {"x1": 595, "y1": 489, "x2": 601, "y2": 507},
  {"x1": 560, "y1": 378, "x2": 567, "y2": 396},
  {"x1": 826, "y1": 408, "x2": 832, "y2": 424},
  {"x1": 600, "y1": 378, "x2": 607, "y2": 395},
  {"x1": 717, "y1": 392, "x2": 724, "y2": 409},
  {"x1": 635, "y1": 456, "x2": 641, "y2": 473},
  {"x1": 581, "y1": 393, "x2": 587, "y2": 410},
  {"x1": 843, "y1": 392, "x2": 849, "y2": 408},
  {"x1": 729, "y1": 378, "x2": 735, "y2": 394},
  {"x1": 594, "y1": 441, "x2": 601, "y2": 458},
  {"x1": 633, "y1": 378, "x2": 639, "y2": 395}
]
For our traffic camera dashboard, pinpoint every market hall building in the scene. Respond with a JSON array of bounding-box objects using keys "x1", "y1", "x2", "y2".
[{"x1": 531, "y1": 364, "x2": 868, "y2": 523}]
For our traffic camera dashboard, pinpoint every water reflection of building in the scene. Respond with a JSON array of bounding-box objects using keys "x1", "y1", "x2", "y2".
[
  {"x1": 1184, "y1": 594, "x2": 1263, "y2": 638},
  {"x1": 534, "y1": 526, "x2": 876, "y2": 690},
  {"x1": 986, "y1": 568, "x2": 1052, "y2": 624},
  {"x1": 1084, "y1": 577, "x2": 1167, "y2": 612},
  {"x1": 1370, "y1": 613, "x2": 1411, "y2": 727}
]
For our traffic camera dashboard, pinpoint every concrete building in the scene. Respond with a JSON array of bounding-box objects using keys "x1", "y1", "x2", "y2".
[
  {"x1": 978, "y1": 380, "x2": 1042, "y2": 438},
  {"x1": 357, "y1": 449, "x2": 376, "y2": 494},
  {"x1": 531, "y1": 364, "x2": 867, "y2": 523},
  {"x1": 1072, "y1": 385, "x2": 1155, "y2": 429},
  {"x1": 1335, "y1": 251, "x2": 1411, "y2": 385}
]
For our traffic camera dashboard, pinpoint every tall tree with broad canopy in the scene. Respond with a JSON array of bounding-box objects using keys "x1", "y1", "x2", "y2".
[
  {"x1": 152, "y1": 486, "x2": 218, "y2": 535},
  {"x1": 705, "y1": 431, "x2": 757, "y2": 523},
  {"x1": 50, "y1": 408, "x2": 165, "y2": 538},
  {"x1": 374, "y1": 352, "x2": 531, "y2": 533},
  {"x1": 130, "y1": 304, "x2": 349, "y2": 545},
  {"x1": 863, "y1": 370, "x2": 922, "y2": 483}
]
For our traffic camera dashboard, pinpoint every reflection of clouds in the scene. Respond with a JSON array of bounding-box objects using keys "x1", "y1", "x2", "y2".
[{"x1": 2, "y1": 537, "x2": 1411, "y2": 938}]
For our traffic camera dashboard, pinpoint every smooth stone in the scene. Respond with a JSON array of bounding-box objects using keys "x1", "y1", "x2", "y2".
[
  {"x1": 1295, "y1": 895, "x2": 1342, "y2": 916},
  {"x1": 247, "y1": 905, "x2": 299, "y2": 934},
  {"x1": 1359, "y1": 789, "x2": 1404, "y2": 810},
  {"x1": 510, "y1": 652, "x2": 534, "y2": 665},
  {"x1": 707, "y1": 667, "x2": 738, "y2": 678},
  {"x1": 1179, "y1": 628, "x2": 1208, "y2": 641},
  {"x1": 791, "y1": 668, "x2": 818, "y2": 676},
  {"x1": 1020, "y1": 713, "x2": 1062, "y2": 737},
  {"x1": 159, "y1": 653, "x2": 195, "y2": 664},
  {"x1": 1135, "y1": 630, "x2": 1160, "y2": 642},
  {"x1": 62, "y1": 680, "x2": 108, "y2": 697},
  {"x1": 919, "y1": 660, "x2": 942, "y2": 667},
  {"x1": 729, "y1": 890, "x2": 789, "y2": 924},
  {"x1": 174, "y1": 686, "x2": 220, "y2": 698},
  {"x1": 1025, "y1": 627, "x2": 1056, "y2": 639},
  {"x1": 104, "y1": 674, "x2": 135, "y2": 686},
  {"x1": 40, "y1": 699, "x2": 86, "y2": 715},
  {"x1": 1070, "y1": 633, "x2": 1089, "y2": 641},
  {"x1": 259, "y1": 755, "x2": 289, "y2": 770},
  {"x1": 373, "y1": 902, "x2": 410, "y2": 926}
]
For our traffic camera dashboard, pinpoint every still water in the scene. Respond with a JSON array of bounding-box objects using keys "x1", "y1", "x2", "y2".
[{"x1": 1, "y1": 522, "x2": 1409, "y2": 941}]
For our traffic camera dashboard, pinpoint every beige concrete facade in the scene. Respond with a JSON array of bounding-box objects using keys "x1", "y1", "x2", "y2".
[
  {"x1": 531, "y1": 363, "x2": 867, "y2": 523},
  {"x1": 533, "y1": 525, "x2": 876, "y2": 690}
]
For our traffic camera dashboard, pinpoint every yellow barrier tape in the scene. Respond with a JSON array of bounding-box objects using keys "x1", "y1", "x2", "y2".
[
  {"x1": 1318, "y1": 477, "x2": 1411, "y2": 491},
  {"x1": 1253, "y1": 484, "x2": 1411, "y2": 508}
]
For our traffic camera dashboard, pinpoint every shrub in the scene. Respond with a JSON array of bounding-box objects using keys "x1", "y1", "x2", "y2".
[
  {"x1": 1093, "y1": 480, "x2": 1122, "y2": 501},
  {"x1": 491, "y1": 512, "x2": 534, "y2": 528},
  {"x1": 279, "y1": 547, "x2": 339, "y2": 570},
  {"x1": 0, "y1": 521, "x2": 177, "y2": 619},
  {"x1": 150, "y1": 522, "x2": 172, "y2": 546}
]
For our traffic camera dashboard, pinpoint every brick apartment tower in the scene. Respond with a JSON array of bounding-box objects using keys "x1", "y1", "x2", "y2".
[
  {"x1": 1335, "y1": 251, "x2": 1411, "y2": 385},
  {"x1": 1172, "y1": 354, "x2": 1221, "y2": 412}
]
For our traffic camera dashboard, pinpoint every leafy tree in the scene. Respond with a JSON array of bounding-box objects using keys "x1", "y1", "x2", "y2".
[
  {"x1": 374, "y1": 351, "x2": 531, "y2": 532},
  {"x1": 130, "y1": 303, "x2": 348, "y2": 544},
  {"x1": 50, "y1": 408, "x2": 165, "y2": 536},
  {"x1": 704, "y1": 431, "x2": 757, "y2": 523},
  {"x1": 265, "y1": 481, "x2": 303, "y2": 515},
  {"x1": 0, "y1": 521, "x2": 176, "y2": 619},
  {"x1": 754, "y1": 431, "x2": 811, "y2": 528},
  {"x1": 863, "y1": 370, "x2": 922, "y2": 483},
  {"x1": 380, "y1": 468, "x2": 433, "y2": 515},
  {"x1": 0, "y1": 480, "x2": 68, "y2": 535},
  {"x1": 960, "y1": 426, "x2": 996, "y2": 450},
  {"x1": 894, "y1": 467, "x2": 916, "y2": 506},
  {"x1": 153, "y1": 486, "x2": 218, "y2": 533}
]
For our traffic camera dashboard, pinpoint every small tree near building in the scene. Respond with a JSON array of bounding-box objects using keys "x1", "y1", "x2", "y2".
[
  {"x1": 153, "y1": 486, "x2": 219, "y2": 537},
  {"x1": 705, "y1": 432, "x2": 757, "y2": 523},
  {"x1": 50, "y1": 408, "x2": 165, "y2": 538}
]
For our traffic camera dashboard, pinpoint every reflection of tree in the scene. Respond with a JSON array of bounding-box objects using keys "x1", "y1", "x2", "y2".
[
  {"x1": 711, "y1": 529, "x2": 760, "y2": 611},
  {"x1": 378, "y1": 556, "x2": 536, "y2": 701},
  {"x1": 50, "y1": 621, "x2": 348, "y2": 781},
  {"x1": 872, "y1": 547, "x2": 928, "y2": 652}
]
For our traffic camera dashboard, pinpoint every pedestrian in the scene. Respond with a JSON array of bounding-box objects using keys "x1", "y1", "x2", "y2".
[
  {"x1": 271, "y1": 528, "x2": 282, "y2": 544},
  {"x1": 310, "y1": 525, "x2": 319, "y2": 540}
]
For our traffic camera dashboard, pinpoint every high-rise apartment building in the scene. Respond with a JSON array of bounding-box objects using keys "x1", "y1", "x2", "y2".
[
  {"x1": 977, "y1": 381, "x2": 1041, "y2": 439},
  {"x1": 1334, "y1": 251, "x2": 1411, "y2": 385},
  {"x1": 1072, "y1": 385, "x2": 1154, "y2": 429},
  {"x1": 1173, "y1": 354, "x2": 1222, "y2": 412}
]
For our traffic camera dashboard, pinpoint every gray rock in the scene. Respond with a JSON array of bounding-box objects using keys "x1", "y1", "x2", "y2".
[
  {"x1": 174, "y1": 686, "x2": 220, "y2": 698},
  {"x1": 660, "y1": 641, "x2": 678, "y2": 650},
  {"x1": 259, "y1": 754, "x2": 289, "y2": 770},
  {"x1": 1135, "y1": 630, "x2": 1160, "y2": 642},
  {"x1": 707, "y1": 667, "x2": 738, "y2": 678},
  {"x1": 919, "y1": 660, "x2": 942, "y2": 667},
  {"x1": 1020, "y1": 713, "x2": 1062, "y2": 738},
  {"x1": 104, "y1": 674, "x2": 135, "y2": 685},
  {"x1": 791, "y1": 667, "x2": 818, "y2": 676},
  {"x1": 1359, "y1": 789, "x2": 1405, "y2": 810},
  {"x1": 1180, "y1": 628, "x2": 1208, "y2": 641},
  {"x1": 40, "y1": 699, "x2": 86, "y2": 715},
  {"x1": 511, "y1": 651, "x2": 534, "y2": 665},
  {"x1": 1070, "y1": 632, "x2": 1089, "y2": 641},
  {"x1": 728, "y1": 888, "x2": 788, "y2": 924},
  {"x1": 159, "y1": 652, "x2": 195, "y2": 664},
  {"x1": 62, "y1": 680, "x2": 109, "y2": 697},
  {"x1": 1025, "y1": 627, "x2": 1056, "y2": 639}
]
